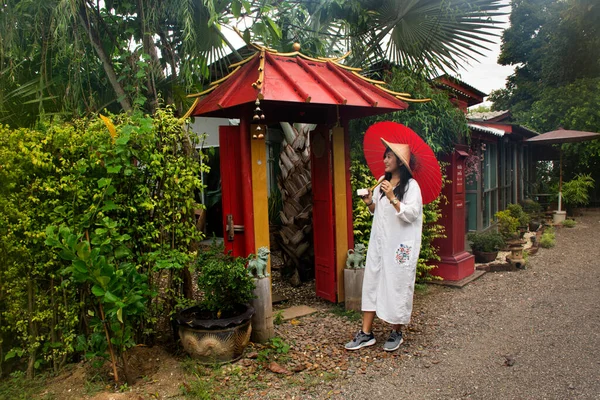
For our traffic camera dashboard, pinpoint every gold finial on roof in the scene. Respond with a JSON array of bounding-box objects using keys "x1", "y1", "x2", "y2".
[{"x1": 292, "y1": 42, "x2": 301, "y2": 51}]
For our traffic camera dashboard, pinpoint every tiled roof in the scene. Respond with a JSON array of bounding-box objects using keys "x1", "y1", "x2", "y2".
[
  {"x1": 183, "y1": 48, "x2": 430, "y2": 122},
  {"x1": 468, "y1": 123, "x2": 505, "y2": 137},
  {"x1": 467, "y1": 110, "x2": 510, "y2": 121}
]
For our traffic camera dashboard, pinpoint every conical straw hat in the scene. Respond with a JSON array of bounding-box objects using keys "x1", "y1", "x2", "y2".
[{"x1": 380, "y1": 138, "x2": 412, "y2": 174}]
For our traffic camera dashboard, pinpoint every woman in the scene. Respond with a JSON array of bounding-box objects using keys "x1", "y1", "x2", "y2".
[{"x1": 345, "y1": 139, "x2": 423, "y2": 352}]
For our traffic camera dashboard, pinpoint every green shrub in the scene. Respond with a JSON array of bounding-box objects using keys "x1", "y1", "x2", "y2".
[
  {"x1": 521, "y1": 199, "x2": 542, "y2": 215},
  {"x1": 507, "y1": 203, "x2": 530, "y2": 227},
  {"x1": 495, "y1": 210, "x2": 520, "y2": 240},
  {"x1": 561, "y1": 219, "x2": 576, "y2": 228},
  {"x1": 0, "y1": 107, "x2": 206, "y2": 379},
  {"x1": 562, "y1": 174, "x2": 595, "y2": 208},
  {"x1": 467, "y1": 231, "x2": 505, "y2": 252},
  {"x1": 196, "y1": 252, "x2": 256, "y2": 318},
  {"x1": 540, "y1": 231, "x2": 556, "y2": 248}
]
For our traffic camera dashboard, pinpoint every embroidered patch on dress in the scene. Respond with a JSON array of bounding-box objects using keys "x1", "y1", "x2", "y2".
[{"x1": 395, "y1": 244, "x2": 412, "y2": 265}]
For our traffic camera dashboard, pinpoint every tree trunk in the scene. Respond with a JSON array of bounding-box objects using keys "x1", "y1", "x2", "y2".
[
  {"x1": 26, "y1": 279, "x2": 37, "y2": 379},
  {"x1": 77, "y1": 3, "x2": 132, "y2": 112},
  {"x1": 277, "y1": 123, "x2": 315, "y2": 286}
]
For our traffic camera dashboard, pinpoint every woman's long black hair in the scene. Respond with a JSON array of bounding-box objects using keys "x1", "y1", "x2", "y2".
[{"x1": 379, "y1": 149, "x2": 414, "y2": 202}]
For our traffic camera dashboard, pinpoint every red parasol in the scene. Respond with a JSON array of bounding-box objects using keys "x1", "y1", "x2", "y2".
[{"x1": 363, "y1": 121, "x2": 442, "y2": 204}]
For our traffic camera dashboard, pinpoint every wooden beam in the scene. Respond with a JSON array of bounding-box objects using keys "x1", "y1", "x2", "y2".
[{"x1": 332, "y1": 126, "x2": 349, "y2": 302}]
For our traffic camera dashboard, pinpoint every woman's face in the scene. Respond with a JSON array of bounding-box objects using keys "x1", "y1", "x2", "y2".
[{"x1": 383, "y1": 149, "x2": 400, "y2": 173}]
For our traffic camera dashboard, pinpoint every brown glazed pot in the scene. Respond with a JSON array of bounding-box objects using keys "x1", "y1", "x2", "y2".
[
  {"x1": 175, "y1": 304, "x2": 254, "y2": 364},
  {"x1": 472, "y1": 250, "x2": 498, "y2": 264}
]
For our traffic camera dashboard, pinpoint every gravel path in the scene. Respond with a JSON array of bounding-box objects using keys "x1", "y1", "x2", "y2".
[
  {"x1": 305, "y1": 211, "x2": 600, "y2": 400},
  {"x1": 258, "y1": 211, "x2": 598, "y2": 400}
]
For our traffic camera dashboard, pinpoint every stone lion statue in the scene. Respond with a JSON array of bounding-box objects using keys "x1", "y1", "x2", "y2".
[
  {"x1": 346, "y1": 243, "x2": 366, "y2": 269},
  {"x1": 248, "y1": 247, "x2": 271, "y2": 278}
]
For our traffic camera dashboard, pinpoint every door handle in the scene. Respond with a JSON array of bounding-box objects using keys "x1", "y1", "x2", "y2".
[{"x1": 226, "y1": 214, "x2": 244, "y2": 241}]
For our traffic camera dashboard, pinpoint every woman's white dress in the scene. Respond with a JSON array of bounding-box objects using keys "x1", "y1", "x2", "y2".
[{"x1": 361, "y1": 178, "x2": 423, "y2": 325}]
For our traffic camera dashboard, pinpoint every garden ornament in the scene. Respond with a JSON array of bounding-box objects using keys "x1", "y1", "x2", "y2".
[
  {"x1": 248, "y1": 247, "x2": 271, "y2": 278},
  {"x1": 346, "y1": 243, "x2": 366, "y2": 269}
]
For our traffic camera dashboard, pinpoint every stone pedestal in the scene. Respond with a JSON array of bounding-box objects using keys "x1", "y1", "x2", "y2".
[
  {"x1": 250, "y1": 277, "x2": 274, "y2": 343},
  {"x1": 344, "y1": 269, "x2": 364, "y2": 312}
]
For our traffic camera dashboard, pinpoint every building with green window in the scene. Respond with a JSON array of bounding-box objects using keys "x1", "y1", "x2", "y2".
[{"x1": 466, "y1": 111, "x2": 538, "y2": 232}]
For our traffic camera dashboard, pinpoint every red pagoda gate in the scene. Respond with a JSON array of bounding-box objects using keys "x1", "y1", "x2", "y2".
[{"x1": 184, "y1": 46, "x2": 411, "y2": 302}]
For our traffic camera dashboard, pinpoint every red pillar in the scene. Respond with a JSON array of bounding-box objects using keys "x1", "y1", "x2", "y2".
[{"x1": 432, "y1": 145, "x2": 475, "y2": 281}]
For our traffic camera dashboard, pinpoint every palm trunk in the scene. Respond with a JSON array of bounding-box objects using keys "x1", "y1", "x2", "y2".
[{"x1": 277, "y1": 123, "x2": 315, "y2": 286}]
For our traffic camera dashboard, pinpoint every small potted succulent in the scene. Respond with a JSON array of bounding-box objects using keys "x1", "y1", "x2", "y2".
[
  {"x1": 175, "y1": 241, "x2": 256, "y2": 364},
  {"x1": 467, "y1": 231, "x2": 505, "y2": 263},
  {"x1": 522, "y1": 199, "x2": 543, "y2": 231}
]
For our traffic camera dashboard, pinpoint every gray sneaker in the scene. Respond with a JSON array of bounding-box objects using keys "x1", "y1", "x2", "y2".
[
  {"x1": 345, "y1": 330, "x2": 376, "y2": 350},
  {"x1": 383, "y1": 330, "x2": 403, "y2": 352}
]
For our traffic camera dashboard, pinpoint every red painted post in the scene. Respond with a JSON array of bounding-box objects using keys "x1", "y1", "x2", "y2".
[{"x1": 432, "y1": 145, "x2": 475, "y2": 281}]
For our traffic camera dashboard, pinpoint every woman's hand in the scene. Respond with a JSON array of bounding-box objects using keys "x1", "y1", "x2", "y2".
[
  {"x1": 361, "y1": 189, "x2": 373, "y2": 206},
  {"x1": 380, "y1": 180, "x2": 395, "y2": 201}
]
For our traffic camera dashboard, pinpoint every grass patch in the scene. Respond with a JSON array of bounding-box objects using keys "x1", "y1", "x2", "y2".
[
  {"x1": 415, "y1": 282, "x2": 430, "y2": 292},
  {"x1": 562, "y1": 219, "x2": 576, "y2": 228},
  {"x1": 257, "y1": 337, "x2": 292, "y2": 363},
  {"x1": 180, "y1": 362, "x2": 247, "y2": 399},
  {"x1": 0, "y1": 372, "x2": 49, "y2": 400},
  {"x1": 273, "y1": 310, "x2": 284, "y2": 325},
  {"x1": 329, "y1": 304, "x2": 361, "y2": 322},
  {"x1": 540, "y1": 230, "x2": 556, "y2": 248}
]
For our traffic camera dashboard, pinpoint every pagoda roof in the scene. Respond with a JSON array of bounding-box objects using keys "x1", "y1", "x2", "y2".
[{"x1": 184, "y1": 48, "x2": 425, "y2": 124}]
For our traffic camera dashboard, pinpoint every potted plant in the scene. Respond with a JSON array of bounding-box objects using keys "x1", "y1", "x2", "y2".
[
  {"x1": 522, "y1": 199, "x2": 543, "y2": 231},
  {"x1": 495, "y1": 210, "x2": 520, "y2": 242},
  {"x1": 467, "y1": 231, "x2": 505, "y2": 263},
  {"x1": 507, "y1": 203, "x2": 530, "y2": 237},
  {"x1": 175, "y1": 242, "x2": 256, "y2": 364},
  {"x1": 562, "y1": 174, "x2": 595, "y2": 216}
]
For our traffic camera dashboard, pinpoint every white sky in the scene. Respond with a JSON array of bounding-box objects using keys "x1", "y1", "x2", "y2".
[{"x1": 456, "y1": 0, "x2": 514, "y2": 106}]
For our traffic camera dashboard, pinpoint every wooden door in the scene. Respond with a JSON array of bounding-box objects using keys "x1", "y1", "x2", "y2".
[
  {"x1": 310, "y1": 127, "x2": 336, "y2": 302},
  {"x1": 219, "y1": 125, "x2": 246, "y2": 256}
]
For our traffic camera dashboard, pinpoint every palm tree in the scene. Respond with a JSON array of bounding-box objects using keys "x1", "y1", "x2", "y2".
[{"x1": 250, "y1": 0, "x2": 506, "y2": 74}]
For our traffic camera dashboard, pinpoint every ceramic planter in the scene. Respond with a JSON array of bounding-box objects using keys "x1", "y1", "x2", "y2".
[
  {"x1": 472, "y1": 250, "x2": 498, "y2": 264},
  {"x1": 175, "y1": 304, "x2": 255, "y2": 364}
]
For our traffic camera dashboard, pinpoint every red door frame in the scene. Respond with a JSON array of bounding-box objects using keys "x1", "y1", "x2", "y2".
[
  {"x1": 310, "y1": 126, "x2": 337, "y2": 302},
  {"x1": 219, "y1": 125, "x2": 247, "y2": 256}
]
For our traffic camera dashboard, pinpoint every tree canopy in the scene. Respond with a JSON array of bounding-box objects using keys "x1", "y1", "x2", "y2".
[
  {"x1": 1, "y1": 0, "x2": 506, "y2": 128},
  {"x1": 490, "y1": 0, "x2": 600, "y2": 198},
  {"x1": 490, "y1": 0, "x2": 600, "y2": 116}
]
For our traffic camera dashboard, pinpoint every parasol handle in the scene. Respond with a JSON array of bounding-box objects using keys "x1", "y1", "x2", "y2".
[{"x1": 369, "y1": 176, "x2": 385, "y2": 192}]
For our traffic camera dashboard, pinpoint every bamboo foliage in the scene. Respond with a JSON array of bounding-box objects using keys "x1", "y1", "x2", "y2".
[{"x1": 277, "y1": 122, "x2": 315, "y2": 285}]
